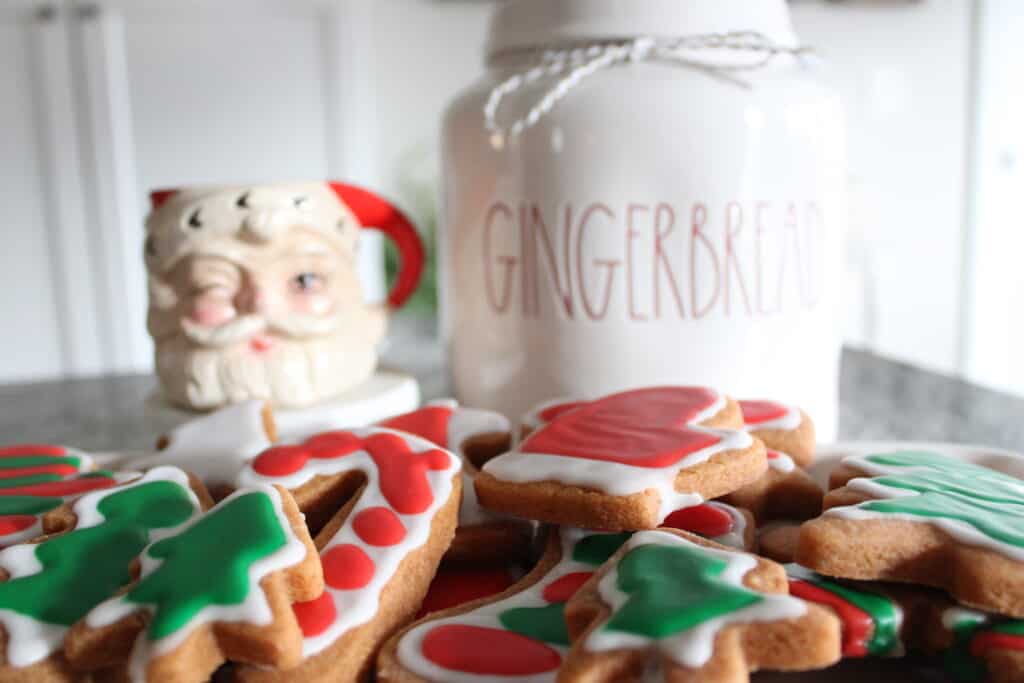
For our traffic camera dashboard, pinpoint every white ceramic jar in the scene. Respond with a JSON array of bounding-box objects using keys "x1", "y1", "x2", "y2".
[{"x1": 441, "y1": 0, "x2": 846, "y2": 438}]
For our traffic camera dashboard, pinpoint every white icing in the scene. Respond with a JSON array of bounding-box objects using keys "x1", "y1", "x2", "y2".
[
  {"x1": 125, "y1": 400, "x2": 272, "y2": 485},
  {"x1": 741, "y1": 401, "x2": 802, "y2": 433},
  {"x1": 767, "y1": 450, "x2": 796, "y2": 474},
  {"x1": 0, "y1": 519, "x2": 43, "y2": 552},
  {"x1": 827, "y1": 453, "x2": 1024, "y2": 561},
  {"x1": 238, "y1": 427, "x2": 461, "y2": 660},
  {"x1": 705, "y1": 502, "x2": 747, "y2": 550},
  {"x1": 396, "y1": 527, "x2": 596, "y2": 683},
  {"x1": 942, "y1": 606, "x2": 990, "y2": 631},
  {"x1": 483, "y1": 390, "x2": 751, "y2": 524},
  {"x1": 85, "y1": 484, "x2": 308, "y2": 683},
  {"x1": 0, "y1": 467, "x2": 203, "y2": 668},
  {"x1": 519, "y1": 397, "x2": 577, "y2": 436},
  {"x1": 585, "y1": 530, "x2": 807, "y2": 668}
]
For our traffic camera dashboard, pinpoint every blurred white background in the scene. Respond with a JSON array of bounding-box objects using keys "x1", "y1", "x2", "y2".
[{"x1": 1, "y1": 0, "x2": 1022, "y2": 395}]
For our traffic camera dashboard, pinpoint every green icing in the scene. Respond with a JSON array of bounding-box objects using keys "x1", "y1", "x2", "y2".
[
  {"x1": 944, "y1": 613, "x2": 990, "y2": 682},
  {"x1": 811, "y1": 575, "x2": 901, "y2": 655},
  {"x1": 603, "y1": 543, "x2": 762, "y2": 638},
  {"x1": 499, "y1": 603, "x2": 570, "y2": 646},
  {"x1": 572, "y1": 533, "x2": 631, "y2": 566},
  {"x1": 992, "y1": 620, "x2": 1024, "y2": 636},
  {"x1": 854, "y1": 451, "x2": 1024, "y2": 549},
  {"x1": 125, "y1": 491, "x2": 288, "y2": 641},
  {"x1": 0, "y1": 473, "x2": 64, "y2": 488},
  {"x1": 0, "y1": 480, "x2": 196, "y2": 626},
  {"x1": 0, "y1": 456, "x2": 82, "y2": 470},
  {"x1": 0, "y1": 496, "x2": 62, "y2": 516}
]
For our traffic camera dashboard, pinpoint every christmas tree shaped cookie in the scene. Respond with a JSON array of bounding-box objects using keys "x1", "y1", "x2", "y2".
[
  {"x1": 797, "y1": 450, "x2": 1024, "y2": 616},
  {"x1": 379, "y1": 399, "x2": 533, "y2": 565},
  {"x1": 65, "y1": 483, "x2": 321, "y2": 683},
  {"x1": 0, "y1": 466, "x2": 209, "y2": 682},
  {"x1": 0, "y1": 443, "x2": 121, "y2": 548},
  {"x1": 477, "y1": 387, "x2": 765, "y2": 530},
  {"x1": 561, "y1": 528, "x2": 840, "y2": 682},
  {"x1": 721, "y1": 400, "x2": 823, "y2": 522},
  {"x1": 234, "y1": 427, "x2": 462, "y2": 683}
]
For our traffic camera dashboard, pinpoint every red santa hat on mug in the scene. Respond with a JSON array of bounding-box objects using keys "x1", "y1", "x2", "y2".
[{"x1": 144, "y1": 181, "x2": 423, "y2": 308}]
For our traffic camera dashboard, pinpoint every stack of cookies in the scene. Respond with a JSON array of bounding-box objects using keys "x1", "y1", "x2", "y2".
[{"x1": 0, "y1": 386, "x2": 1021, "y2": 682}]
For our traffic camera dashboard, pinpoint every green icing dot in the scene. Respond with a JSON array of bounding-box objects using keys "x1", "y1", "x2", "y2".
[
  {"x1": 604, "y1": 543, "x2": 762, "y2": 639},
  {"x1": 855, "y1": 451, "x2": 1024, "y2": 549},
  {"x1": 571, "y1": 533, "x2": 631, "y2": 566},
  {"x1": 0, "y1": 456, "x2": 82, "y2": 470},
  {"x1": 0, "y1": 480, "x2": 197, "y2": 626},
  {"x1": 499, "y1": 603, "x2": 570, "y2": 646},
  {"x1": 126, "y1": 491, "x2": 288, "y2": 642},
  {"x1": 0, "y1": 495, "x2": 62, "y2": 516}
]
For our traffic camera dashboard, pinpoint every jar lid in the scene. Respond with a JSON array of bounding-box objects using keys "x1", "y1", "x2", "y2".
[{"x1": 486, "y1": 0, "x2": 798, "y2": 58}]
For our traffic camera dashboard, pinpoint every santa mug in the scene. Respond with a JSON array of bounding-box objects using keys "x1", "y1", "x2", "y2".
[{"x1": 143, "y1": 181, "x2": 423, "y2": 411}]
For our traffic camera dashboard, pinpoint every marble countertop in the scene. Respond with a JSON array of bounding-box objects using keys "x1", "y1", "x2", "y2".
[{"x1": 3, "y1": 317, "x2": 1023, "y2": 453}]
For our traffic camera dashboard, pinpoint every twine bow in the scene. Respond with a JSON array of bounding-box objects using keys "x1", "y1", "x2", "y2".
[{"x1": 484, "y1": 31, "x2": 813, "y2": 141}]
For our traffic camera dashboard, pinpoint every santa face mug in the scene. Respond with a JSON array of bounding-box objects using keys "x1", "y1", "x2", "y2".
[
  {"x1": 442, "y1": 0, "x2": 847, "y2": 437},
  {"x1": 144, "y1": 181, "x2": 423, "y2": 411}
]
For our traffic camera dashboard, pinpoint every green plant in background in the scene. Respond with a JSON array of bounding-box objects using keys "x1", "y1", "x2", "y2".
[{"x1": 384, "y1": 143, "x2": 439, "y2": 315}]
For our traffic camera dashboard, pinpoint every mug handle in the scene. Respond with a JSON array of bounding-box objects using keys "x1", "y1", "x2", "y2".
[{"x1": 328, "y1": 182, "x2": 424, "y2": 309}]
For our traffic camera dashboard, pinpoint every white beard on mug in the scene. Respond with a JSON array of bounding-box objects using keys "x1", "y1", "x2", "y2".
[{"x1": 156, "y1": 311, "x2": 378, "y2": 410}]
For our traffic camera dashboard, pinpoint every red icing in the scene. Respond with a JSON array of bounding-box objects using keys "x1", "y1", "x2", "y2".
[
  {"x1": 418, "y1": 568, "x2": 517, "y2": 619},
  {"x1": 352, "y1": 506, "x2": 406, "y2": 546},
  {"x1": 971, "y1": 631, "x2": 1024, "y2": 656},
  {"x1": 541, "y1": 572, "x2": 593, "y2": 603},
  {"x1": 767, "y1": 450, "x2": 781, "y2": 460},
  {"x1": 0, "y1": 444, "x2": 66, "y2": 458},
  {"x1": 738, "y1": 400, "x2": 789, "y2": 426},
  {"x1": 379, "y1": 405, "x2": 456, "y2": 448},
  {"x1": 789, "y1": 580, "x2": 873, "y2": 657},
  {"x1": 293, "y1": 591, "x2": 337, "y2": 638},
  {"x1": 537, "y1": 402, "x2": 582, "y2": 423},
  {"x1": 322, "y1": 543, "x2": 375, "y2": 590},
  {"x1": 0, "y1": 515, "x2": 37, "y2": 536},
  {"x1": 0, "y1": 464, "x2": 79, "y2": 479},
  {"x1": 421, "y1": 624, "x2": 561, "y2": 675},
  {"x1": 0, "y1": 476, "x2": 115, "y2": 497},
  {"x1": 521, "y1": 387, "x2": 723, "y2": 468},
  {"x1": 253, "y1": 431, "x2": 451, "y2": 514},
  {"x1": 662, "y1": 503, "x2": 735, "y2": 538}
]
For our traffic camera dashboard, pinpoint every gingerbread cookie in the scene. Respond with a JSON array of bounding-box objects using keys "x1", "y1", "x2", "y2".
[
  {"x1": 787, "y1": 563, "x2": 1024, "y2": 681},
  {"x1": 379, "y1": 400, "x2": 533, "y2": 565},
  {"x1": 128, "y1": 399, "x2": 276, "y2": 491},
  {"x1": 477, "y1": 387, "x2": 765, "y2": 531},
  {"x1": 0, "y1": 443, "x2": 122, "y2": 548},
  {"x1": 0, "y1": 466, "x2": 210, "y2": 682},
  {"x1": 720, "y1": 400, "x2": 822, "y2": 522},
  {"x1": 756, "y1": 522, "x2": 802, "y2": 563},
  {"x1": 560, "y1": 528, "x2": 840, "y2": 682},
  {"x1": 797, "y1": 450, "x2": 1024, "y2": 616},
  {"x1": 234, "y1": 427, "x2": 462, "y2": 682},
  {"x1": 66, "y1": 483, "x2": 320, "y2": 682}
]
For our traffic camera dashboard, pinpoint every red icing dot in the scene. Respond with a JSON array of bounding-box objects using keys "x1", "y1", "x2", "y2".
[
  {"x1": 0, "y1": 515, "x2": 37, "y2": 536},
  {"x1": 0, "y1": 476, "x2": 115, "y2": 497},
  {"x1": 322, "y1": 544, "x2": 375, "y2": 590},
  {"x1": 352, "y1": 507, "x2": 406, "y2": 546},
  {"x1": 521, "y1": 387, "x2": 722, "y2": 468},
  {"x1": 789, "y1": 580, "x2": 872, "y2": 658},
  {"x1": 541, "y1": 571, "x2": 592, "y2": 603},
  {"x1": 738, "y1": 400, "x2": 789, "y2": 426},
  {"x1": 0, "y1": 444, "x2": 67, "y2": 457},
  {"x1": 293, "y1": 591, "x2": 337, "y2": 638},
  {"x1": 662, "y1": 503, "x2": 734, "y2": 538},
  {"x1": 379, "y1": 405, "x2": 455, "y2": 447},
  {"x1": 767, "y1": 450, "x2": 781, "y2": 460},
  {"x1": 421, "y1": 624, "x2": 561, "y2": 675},
  {"x1": 537, "y1": 401, "x2": 582, "y2": 423},
  {"x1": 418, "y1": 568, "x2": 517, "y2": 618}
]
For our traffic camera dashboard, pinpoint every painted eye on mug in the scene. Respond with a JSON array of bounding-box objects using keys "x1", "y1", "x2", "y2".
[{"x1": 291, "y1": 272, "x2": 324, "y2": 293}]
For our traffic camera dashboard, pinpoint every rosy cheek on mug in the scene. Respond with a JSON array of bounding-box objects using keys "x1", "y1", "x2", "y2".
[
  {"x1": 291, "y1": 292, "x2": 333, "y2": 316},
  {"x1": 189, "y1": 297, "x2": 236, "y2": 327}
]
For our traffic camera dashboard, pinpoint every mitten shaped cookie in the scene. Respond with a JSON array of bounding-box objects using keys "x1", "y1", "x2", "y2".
[{"x1": 477, "y1": 387, "x2": 765, "y2": 531}]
